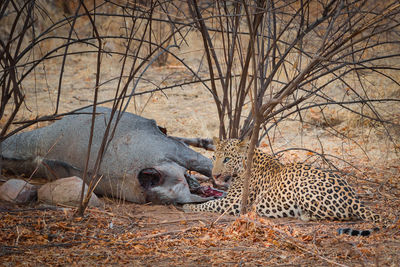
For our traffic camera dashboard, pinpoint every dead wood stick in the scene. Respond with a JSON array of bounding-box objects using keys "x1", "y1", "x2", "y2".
[
  {"x1": 87, "y1": 208, "x2": 131, "y2": 220},
  {"x1": 190, "y1": 246, "x2": 275, "y2": 252},
  {"x1": 141, "y1": 217, "x2": 233, "y2": 226},
  {"x1": 0, "y1": 241, "x2": 88, "y2": 256},
  {"x1": 130, "y1": 227, "x2": 193, "y2": 242},
  {"x1": 170, "y1": 136, "x2": 215, "y2": 151},
  {"x1": 0, "y1": 206, "x2": 67, "y2": 213},
  {"x1": 140, "y1": 218, "x2": 205, "y2": 225}
]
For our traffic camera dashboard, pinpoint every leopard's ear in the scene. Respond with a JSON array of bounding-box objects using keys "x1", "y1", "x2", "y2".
[
  {"x1": 212, "y1": 136, "x2": 220, "y2": 145},
  {"x1": 237, "y1": 136, "x2": 250, "y2": 153},
  {"x1": 242, "y1": 135, "x2": 251, "y2": 143}
]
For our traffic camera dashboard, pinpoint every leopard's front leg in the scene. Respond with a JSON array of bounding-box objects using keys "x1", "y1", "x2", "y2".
[{"x1": 183, "y1": 197, "x2": 241, "y2": 215}]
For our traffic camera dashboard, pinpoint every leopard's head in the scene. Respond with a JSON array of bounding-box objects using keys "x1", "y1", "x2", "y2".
[{"x1": 211, "y1": 137, "x2": 249, "y2": 184}]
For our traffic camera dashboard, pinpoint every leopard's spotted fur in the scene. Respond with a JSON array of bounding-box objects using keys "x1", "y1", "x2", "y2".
[{"x1": 183, "y1": 138, "x2": 382, "y2": 236}]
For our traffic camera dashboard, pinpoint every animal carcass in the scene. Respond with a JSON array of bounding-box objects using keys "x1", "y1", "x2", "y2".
[{"x1": 1, "y1": 107, "x2": 216, "y2": 204}]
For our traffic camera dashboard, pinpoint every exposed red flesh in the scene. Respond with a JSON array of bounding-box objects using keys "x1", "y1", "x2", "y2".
[{"x1": 192, "y1": 186, "x2": 225, "y2": 198}]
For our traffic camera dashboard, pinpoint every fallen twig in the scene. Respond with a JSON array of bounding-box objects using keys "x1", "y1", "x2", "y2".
[
  {"x1": 0, "y1": 241, "x2": 88, "y2": 256},
  {"x1": 0, "y1": 206, "x2": 68, "y2": 213},
  {"x1": 129, "y1": 227, "x2": 193, "y2": 242}
]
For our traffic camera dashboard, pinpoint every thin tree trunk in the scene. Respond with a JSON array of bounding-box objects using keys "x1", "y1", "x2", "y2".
[{"x1": 240, "y1": 116, "x2": 261, "y2": 214}]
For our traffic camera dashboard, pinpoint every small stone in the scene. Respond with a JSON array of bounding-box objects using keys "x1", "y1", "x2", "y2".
[
  {"x1": 38, "y1": 176, "x2": 103, "y2": 208},
  {"x1": 0, "y1": 179, "x2": 37, "y2": 204}
]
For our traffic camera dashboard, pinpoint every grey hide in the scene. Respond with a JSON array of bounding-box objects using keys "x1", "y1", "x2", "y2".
[{"x1": 1, "y1": 107, "x2": 213, "y2": 204}]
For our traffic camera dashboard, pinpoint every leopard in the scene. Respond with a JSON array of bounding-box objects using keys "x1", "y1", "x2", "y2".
[{"x1": 183, "y1": 137, "x2": 383, "y2": 236}]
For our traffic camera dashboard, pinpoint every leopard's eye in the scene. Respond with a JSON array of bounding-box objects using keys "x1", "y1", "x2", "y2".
[
  {"x1": 212, "y1": 155, "x2": 216, "y2": 161},
  {"x1": 223, "y1": 157, "x2": 230, "y2": 163}
]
